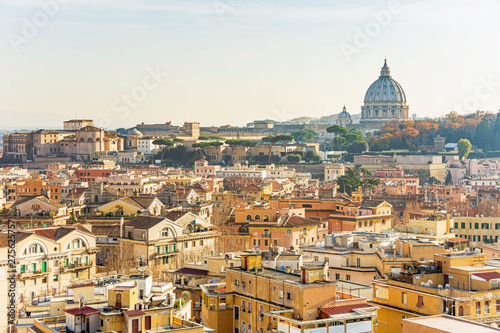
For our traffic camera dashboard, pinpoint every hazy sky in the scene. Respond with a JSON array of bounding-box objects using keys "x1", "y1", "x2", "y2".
[{"x1": 1, "y1": 0, "x2": 499, "y2": 130}]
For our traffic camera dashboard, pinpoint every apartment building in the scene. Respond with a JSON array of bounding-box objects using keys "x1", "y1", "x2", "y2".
[
  {"x1": 453, "y1": 216, "x2": 500, "y2": 247},
  {"x1": 372, "y1": 252, "x2": 500, "y2": 333},
  {"x1": 201, "y1": 252, "x2": 377, "y2": 333},
  {"x1": 0, "y1": 225, "x2": 97, "y2": 328},
  {"x1": 120, "y1": 214, "x2": 217, "y2": 275}
]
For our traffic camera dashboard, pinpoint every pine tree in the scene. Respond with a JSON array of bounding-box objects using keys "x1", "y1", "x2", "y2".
[{"x1": 445, "y1": 171, "x2": 453, "y2": 185}]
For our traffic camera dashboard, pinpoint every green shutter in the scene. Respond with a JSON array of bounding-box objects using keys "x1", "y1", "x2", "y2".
[
  {"x1": 41, "y1": 262, "x2": 47, "y2": 273},
  {"x1": 164, "y1": 245, "x2": 168, "y2": 253},
  {"x1": 20, "y1": 265, "x2": 25, "y2": 273}
]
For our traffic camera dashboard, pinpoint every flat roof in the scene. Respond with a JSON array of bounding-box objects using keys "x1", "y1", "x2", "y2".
[{"x1": 404, "y1": 315, "x2": 500, "y2": 332}]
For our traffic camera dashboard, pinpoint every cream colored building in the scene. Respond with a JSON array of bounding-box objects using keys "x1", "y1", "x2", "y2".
[
  {"x1": 453, "y1": 216, "x2": 500, "y2": 247},
  {"x1": 0, "y1": 225, "x2": 97, "y2": 329},
  {"x1": 394, "y1": 212, "x2": 454, "y2": 244},
  {"x1": 324, "y1": 163, "x2": 345, "y2": 181}
]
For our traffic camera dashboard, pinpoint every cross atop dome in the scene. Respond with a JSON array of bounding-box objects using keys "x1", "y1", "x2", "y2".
[{"x1": 380, "y1": 59, "x2": 391, "y2": 77}]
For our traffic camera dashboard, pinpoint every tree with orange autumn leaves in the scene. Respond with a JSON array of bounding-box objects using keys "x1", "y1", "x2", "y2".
[{"x1": 368, "y1": 111, "x2": 500, "y2": 152}]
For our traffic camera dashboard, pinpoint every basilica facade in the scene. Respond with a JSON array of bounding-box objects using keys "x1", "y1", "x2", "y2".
[{"x1": 360, "y1": 60, "x2": 409, "y2": 125}]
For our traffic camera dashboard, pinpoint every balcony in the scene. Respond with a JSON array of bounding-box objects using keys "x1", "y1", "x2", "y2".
[
  {"x1": 18, "y1": 269, "x2": 50, "y2": 279},
  {"x1": 263, "y1": 233, "x2": 271, "y2": 238},
  {"x1": 63, "y1": 261, "x2": 93, "y2": 271},
  {"x1": 154, "y1": 249, "x2": 180, "y2": 257}
]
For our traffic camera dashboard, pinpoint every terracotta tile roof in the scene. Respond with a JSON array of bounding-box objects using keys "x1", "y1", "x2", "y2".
[
  {"x1": 164, "y1": 211, "x2": 188, "y2": 221},
  {"x1": 241, "y1": 184, "x2": 263, "y2": 191},
  {"x1": 64, "y1": 306, "x2": 101, "y2": 316},
  {"x1": 124, "y1": 310, "x2": 145, "y2": 316},
  {"x1": 71, "y1": 283, "x2": 95, "y2": 289},
  {"x1": 320, "y1": 303, "x2": 371, "y2": 316},
  {"x1": 472, "y1": 272, "x2": 500, "y2": 281},
  {"x1": 129, "y1": 196, "x2": 161, "y2": 209},
  {"x1": 278, "y1": 215, "x2": 323, "y2": 227},
  {"x1": 65, "y1": 188, "x2": 86, "y2": 199},
  {"x1": 92, "y1": 225, "x2": 121, "y2": 237},
  {"x1": 174, "y1": 267, "x2": 209, "y2": 275},
  {"x1": 125, "y1": 216, "x2": 165, "y2": 230},
  {"x1": 448, "y1": 237, "x2": 469, "y2": 243},
  {"x1": 215, "y1": 287, "x2": 226, "y2": 293}
]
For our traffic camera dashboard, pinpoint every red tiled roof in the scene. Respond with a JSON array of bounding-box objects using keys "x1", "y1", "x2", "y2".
[
  {"x1": 64, "y1": 306, "x2": 101, "y2": 316},
  {"x1": 174, "y1": 267, "x2": 209, "y2": 275},
  {"x1": 320, "y1": 303, "x2": 371, "y2": 316},
  {"x1": 71, "y1": 283, "x2": 95, "y2": 289},
  {"x1": 472, "y1": 272, "x2": 500, "y2": 281},
  {"x1": 215, "y1": 287, "x2": 226, "y2": 293},
  {"x1": 448, "y1": 237, "x2": 469, "y2": 243},
  {"x1": 124, "y1": 310, "x2": 145, "y2": 316}
]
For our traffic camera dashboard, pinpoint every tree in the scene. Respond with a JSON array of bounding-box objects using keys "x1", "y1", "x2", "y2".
[
  {"x1": 346, "y1": 140, "x2": 369, "y2": 153},
  {"x1": 173, "y1": 138, "x2": 184, "y2": 143},
  {"x1": 293, "y1": 150, "x2": 306, "y2": 159},
  {"x1": 274, "y1": 135, "x2": 294, "y2": 158},
  {"x1": 457, "y1": 138, "x2": 472, "y2": 160},
  {"x1": 116, "y1": 128, "x2": 128, "y2": 135},
  {"x1": 291, "y1": 129, "x2": 318, "y2": 143},
  {"x1": 428, "y1": 176, "x2": 441, "y2": 185},
  {"x1": 327, "y1": 125, "x2": 349, "y2": 150},
  {"x1": 287, "y1": 154, "x2": 302, "y2": 163},
  {"x1": 445, "y1": 171, "x2": 453, "y2": 185},
  {"x1": 153, "y1": 139, "x2": 174, "y2": 161}
]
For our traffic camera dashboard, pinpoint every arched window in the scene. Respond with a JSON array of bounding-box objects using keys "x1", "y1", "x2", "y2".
[
  {"x1": 161, "y1": 228, "x2": 169, "y2": 237},
  {"x1": 246, "y1": 215, "x2": 253, "y2": 221},
  {"x1": 87, "y1": 138, "x2": 93, "y2": 142},
  {"x1": 263, "y1": 215, "x2": 269, "y2": 222},
  {"x1": 80, "y1": 138, "x2": 85, "y2": 141},
  {"x1": 254, "y1": 215, "x2": 261, "y2": 221}
]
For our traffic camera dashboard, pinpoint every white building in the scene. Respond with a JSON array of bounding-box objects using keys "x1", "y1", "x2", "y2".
[{"x1": 137, "y1": 137, "x2": 161, "y2": 155}]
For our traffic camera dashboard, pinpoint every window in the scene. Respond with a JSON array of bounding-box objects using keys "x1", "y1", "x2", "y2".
[
  {"x1": 242, "y1": 281, "x2": 246, "y2": 290},
  {"x1": 234, "y1": 279, "x2": 240, "y2": 286},
  {"x1": 184, "y1": 242, "x2": 188, "y2": 248},
  {"x1": 476, "y1": 302, "x2": 481, "y2": 315},
  {"x1": 375, "y1": 287, "x2": 388, "y2": 300},
  {"x1": 346, "y1": 274, "x2": 351, "y2": 281},
  {"x1": 416, "y1": 296, "x2": 424, "y2": 308},
  {"x1": 346, "y1": 258, "x2": 349, "y2": 267},
  {"x1": 279, "y1": 290, "x2": 284, "y2": 299},
  {"x1": 286, "y1": 292, "x2": 292, "y2": 300},
  {"x1": 161, "y1": 229, "x2": 169, "y2": 237},
  {"x1": 356, "y1": 258, "x2": 361, "y2": 267},
  {"x1": 485, "y1": 301, "x2": 490, "y2": 314},
  {"x1": 248, "y1": 301, "x2": 252, "y2": 314},
  {"x1": 234, "y1": 306, "x2": 240, "y2": 320},
  {"x1": 264, "y1": 239, "x2": 268, "y2": 246},
  {"x1": 335, "y1": 273, "x2": 340, "y2": 280},
  {"x1": 242, "y1": 300, "x2": 246, "y2": 312},
  {"x1": 402, "y1": 292, "x2": 407, "y2": 305},
  {"x1": 462, "y1": 222, "x2": 466, "y2": 229},
  {"x1": 475, "y1": 223, "x2": 479, "y2": 229},
  {"x1": 286, "y1": 230, "x2": 291, "y2": 235},
  {"x1": 496, "y1": 300, "x2": 500, "y2": 312}
]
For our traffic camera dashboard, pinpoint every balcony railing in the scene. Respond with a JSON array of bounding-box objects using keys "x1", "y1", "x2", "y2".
[
  {"x1": 18, "y1": 269, "x2": 50, "y2": 278},
  {"x1": 154, "y1": 249, "x2": 180, "y2": 257},
  {"x1": 63, "y1": 261, "x2": 93, "y2": 271}
]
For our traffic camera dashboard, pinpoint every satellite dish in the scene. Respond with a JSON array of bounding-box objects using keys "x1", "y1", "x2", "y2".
[
  {"x1": 445, "y1": 284, "x2": 451, "y2": 289},
  {"x1": 137, "y1": 267, "x2": 144, "y2": 273},
  {"x1": 427, "y1": 280, "x2": 433, "y2": 286},
  {"x1": 79, "y1": 293, "x2": 86, "y2": 300}
]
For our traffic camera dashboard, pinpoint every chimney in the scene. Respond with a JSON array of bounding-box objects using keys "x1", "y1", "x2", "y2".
[{"x1": 120, "y1": 217, "x2": 124, "y2": 238}]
